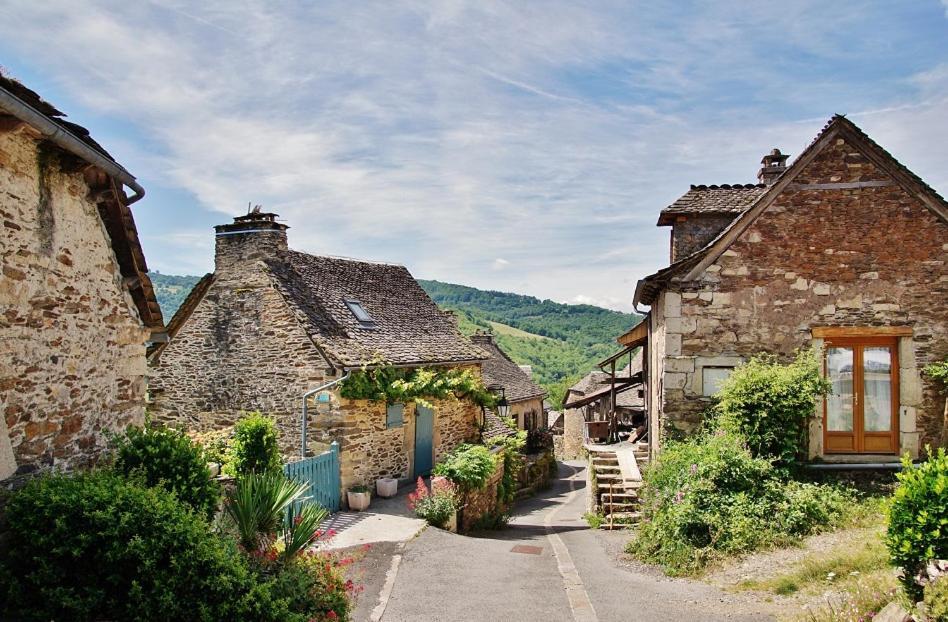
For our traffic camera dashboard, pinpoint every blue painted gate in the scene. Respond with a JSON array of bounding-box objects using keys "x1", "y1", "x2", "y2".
[
  {"x1": 414, "y1": 405, "x2": 434, "y2": 477},
  {"x1": 284, "y1": 441, "x2": 341, "y2": 512}
]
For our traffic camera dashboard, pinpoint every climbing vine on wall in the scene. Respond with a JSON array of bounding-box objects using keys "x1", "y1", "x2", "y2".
[{"x1": 339, "y1": 363, "x2": 498, "y2": 409}]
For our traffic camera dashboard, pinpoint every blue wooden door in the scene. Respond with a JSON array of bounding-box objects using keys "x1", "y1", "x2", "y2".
[{"x1": 414, "y1": 405, "x2": 434, "y2": 477}]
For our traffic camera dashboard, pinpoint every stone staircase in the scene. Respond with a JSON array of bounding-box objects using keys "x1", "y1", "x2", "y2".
[{"x1": 589, "y1": 443, "x2": 648, "y2": 529}]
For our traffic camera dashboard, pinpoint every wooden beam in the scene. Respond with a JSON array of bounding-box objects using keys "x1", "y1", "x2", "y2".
[
  {"x1": 618, "y1": 321, "x2": 648, "y2": 347},
  {"x1": 811, "y1": 326, "x2": 913, "y2": 338}
]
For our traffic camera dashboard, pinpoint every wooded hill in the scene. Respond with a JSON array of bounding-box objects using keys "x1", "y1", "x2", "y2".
[{"x1": 149, "y1": 273, "x2": 641, "y2": 408}]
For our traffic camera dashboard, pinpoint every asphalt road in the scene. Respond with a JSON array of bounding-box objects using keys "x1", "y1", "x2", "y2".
[{"x1": 352, "y1": 461, "x2": 780, "y2": 622}]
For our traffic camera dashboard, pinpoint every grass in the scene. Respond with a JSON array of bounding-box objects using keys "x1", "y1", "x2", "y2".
[
  {"x1": 583, "y1": 512, "x2": 604, "y2": 529},
  {"x1": 793, "y1": 575, "x2": 902, "y2": 622},
  {"x1": 486, "y1": 320, "x2": 550, "y2": 340},
  {"x1": 735, "y1": 530, "x2": 891, "y2": 597}
]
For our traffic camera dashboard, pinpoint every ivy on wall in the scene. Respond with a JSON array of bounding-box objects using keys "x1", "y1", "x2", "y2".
[{"x1": 338, "y1": 364, "x2": 498, "y2": 409}]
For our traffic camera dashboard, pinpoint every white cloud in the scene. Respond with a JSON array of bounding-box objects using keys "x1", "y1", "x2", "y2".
[{"x1": 0, "y1": 1, "x2": 945, "y2": 313}]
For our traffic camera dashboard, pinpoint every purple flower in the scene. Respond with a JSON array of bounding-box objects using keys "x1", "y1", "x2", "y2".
[
  {"x1": 690, "y1": 464, "x2": 698, "y2": 475},
  {"x1": 674, "y1": 490, "x2": 685, "y2": 504}
]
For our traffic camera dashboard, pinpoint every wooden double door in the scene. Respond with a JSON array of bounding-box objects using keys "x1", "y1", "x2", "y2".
[{"x1": 823, "y1": 337, "x2": 899, "y2": 454}]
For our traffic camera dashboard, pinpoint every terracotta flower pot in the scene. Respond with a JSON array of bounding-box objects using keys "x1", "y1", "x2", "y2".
[
  {"x1": 376, "y1": 477, "x2": 398, "y2": 498},
  {"x1": 347, "y1": 490, "x2": 371, "y2": 511}
]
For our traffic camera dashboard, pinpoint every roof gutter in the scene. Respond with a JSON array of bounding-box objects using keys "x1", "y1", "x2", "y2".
[{"x1": 0, "y1": 87, "x2": 145, "y2": 205}]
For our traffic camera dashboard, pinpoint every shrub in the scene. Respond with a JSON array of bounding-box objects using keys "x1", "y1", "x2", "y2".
[
  {"x1": 225, "y1": 471, "x2": 328, "y2": 561},
  {"x1": 433, "y1": 443, "x2": 496, "y2": 492},
  {"x1": 0, "y1": 471, "x2": 255, "y2": 621},
  {"x1": 407, "y1": 476, "x2": 458, "y2": 528},
  {"x1": 226, "y1": 412, "x2": 282, "y2": 477},
  {"x1": 113, "y1": 423, "x2": 220, "y2": 519},
  {"x1": 628, "y1": 431, "x2": 852, "y2": 575},
  {"x1": 190, "y1": 428, "x2": 232, "y2": 467},
  {"x1": 886, "y1": 447, "x2": 948, "y2": 598},
  {"x1": 525, "y1": 428, "x2": 554, "y2": 454},
  {"x1": 491, "y1": 431, "x2": 526, "y2": 508},
  {"x1": 713, "y1": 349, "x2": 829, "y2": 465}
]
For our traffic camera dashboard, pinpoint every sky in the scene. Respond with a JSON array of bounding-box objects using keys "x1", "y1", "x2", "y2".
[{"x1": 2, "y1": 1, "x2": 947, "y2": 312}]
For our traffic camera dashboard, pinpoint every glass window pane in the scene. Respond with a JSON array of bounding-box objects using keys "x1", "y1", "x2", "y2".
[
  {"x1": 826, "y1": 347, "x2": 854, "y2": 432},
  {"x1": 863, "y1": 346, "x2": 893, "y2": 432}
]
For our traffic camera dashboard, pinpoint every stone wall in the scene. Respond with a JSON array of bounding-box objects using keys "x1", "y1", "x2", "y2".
[
  {"x1": 555, "y1": 408, "x2": 586, "y2": 460},
  {"x1": 459, "y1": 451, "x2": 504, "y2": 532},
  {"x1": 671, "y1": 214, "x2": 736, "y2": 262},
  {"x1": 308, "y1": 390, "x2": 480, "y2": 494},
  {"x1": 0, "y1": 129, "x2": 150, "y2": 474},
  {"x1": 655, "y1": 136, "x2": 948, "y2": 456},
  {"x1": 148, "y1": 273, "x2": 334, "y2": 457}
]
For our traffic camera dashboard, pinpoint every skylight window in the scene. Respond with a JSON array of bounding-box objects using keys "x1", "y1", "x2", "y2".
[{"x1": 344, "y1": 299, "x2": 376, "y2": 327}]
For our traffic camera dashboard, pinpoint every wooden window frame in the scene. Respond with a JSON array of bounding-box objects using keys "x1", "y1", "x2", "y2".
[{"x1": 822, "y1": 336, "x2": 900, "y2": 455}]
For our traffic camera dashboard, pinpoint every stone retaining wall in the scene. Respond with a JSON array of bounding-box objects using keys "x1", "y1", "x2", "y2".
[{"x1": 459, "y1": 451, "x2": 504, "y2": 532}]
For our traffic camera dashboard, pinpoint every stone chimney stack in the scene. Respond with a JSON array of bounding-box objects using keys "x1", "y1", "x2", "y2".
[
  {"x1": 757, "y1": 148, "x2": 789, "y2": 185},
  {"x1": 214, "y1": 208, "x2": 289, "y2": 274},
  {"x1": 470, "y1": 331, "x2": 494, "y2": 345}
]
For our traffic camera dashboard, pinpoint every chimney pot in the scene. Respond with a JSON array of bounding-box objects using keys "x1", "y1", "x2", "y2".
[
  {"x1": 757, "y1": 148, "x2": 789, "y2": 185},
  {"x1": 214, "y1": 210, "x2": 289, "y2": 274}
]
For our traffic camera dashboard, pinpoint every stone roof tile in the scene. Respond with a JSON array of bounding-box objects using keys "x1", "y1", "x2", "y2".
[
  {"x1": 470, "y1": 334, "x2": 546, "y2": 403},
  {"x1": 265, "y1": 251, "x2": 487, "y2": 368}
]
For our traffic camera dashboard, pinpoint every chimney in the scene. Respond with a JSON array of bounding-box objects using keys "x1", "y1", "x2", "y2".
[
  {"x1": 757, "y1": 148, "x2": 789, "y2": 185},
  {"x1": 470, "y1": 331, "x2": 494, "y2": 345},
  {"x1": 214, "y1": 208, "x2": 289, "y2": 274}
]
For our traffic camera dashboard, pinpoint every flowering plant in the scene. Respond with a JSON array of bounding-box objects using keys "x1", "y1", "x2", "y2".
[{"x1": 407, "y1": 477, "x2": 458, "y2": 528}]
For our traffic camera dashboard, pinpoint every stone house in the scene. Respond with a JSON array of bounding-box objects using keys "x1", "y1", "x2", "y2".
[
  {"x1": 561, "y1": 351, "x2": 645, "y2": 446},
  {"x1": 470, "y1": 333, "x2": 546, "y2": 431},
  {"x1": 0, "y1": 73, "x2": 164, "y2": 479},
  {"x1": 148, "y1": 212, "x2": 488, "y2": 491},
  {"x1": 631, "y1": 115, "x2": 947, "y2": 461}
]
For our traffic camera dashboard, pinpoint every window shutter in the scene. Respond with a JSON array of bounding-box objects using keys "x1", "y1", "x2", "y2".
[{"x1": 386, "y1": 403, "x2": 404, "y2": 428}]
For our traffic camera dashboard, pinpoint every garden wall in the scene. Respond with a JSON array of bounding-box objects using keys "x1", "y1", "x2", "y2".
[{"x1": 459, "y1": 451, "x2": 504, "y2": 532}]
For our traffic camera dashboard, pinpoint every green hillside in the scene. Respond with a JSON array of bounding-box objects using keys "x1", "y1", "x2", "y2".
[
  {"x1": 150, "y1": 272, "x2": 203, "y2": 320},
  {"x1": 149, "y1": 273, "x2": 641, "y2": 409},
  {"x1": 420, "y1": 281, "x2": 641, "y2": 407}
]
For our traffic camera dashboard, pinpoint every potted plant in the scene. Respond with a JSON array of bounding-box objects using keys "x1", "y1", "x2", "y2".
[
  {"x1": 347, "y1": 484, "x2": 371, "y2": 511},
  {"x1": 376, "y1": 477, "x2": 398, "y2": 498}
]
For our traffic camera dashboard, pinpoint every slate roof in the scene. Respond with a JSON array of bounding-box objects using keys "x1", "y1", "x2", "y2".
[
  {"x1": 266, "y1": 251, "x2": 487, "y2": 368},
  {"x1": 470, "y1": 333, "x2": 546, "y2": 404},
  {"x1": 657, "y1": 184, "x2": 767, "y2": 226},
  {"x1": 483, "y1": 410, "x2": 517, "y2": 440},
  {"x1": 0, "y1": 71, "x2": 163, "y2": 329}
]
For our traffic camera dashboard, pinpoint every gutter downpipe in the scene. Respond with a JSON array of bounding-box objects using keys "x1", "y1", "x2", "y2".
[
  {"x1": 0, "y1": 88, "x2": 145, "y2": 205},
  {"x1": 300, "y1": 371, "x2": 350, "y2": 460}
]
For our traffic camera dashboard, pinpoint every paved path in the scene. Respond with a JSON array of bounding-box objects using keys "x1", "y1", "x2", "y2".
[
  {"x1": 320, "y1": 485, "x2": 426, "y2": 551},
  {"x1": 350, "y1": 461, "x2": 779, "y2": 622}
]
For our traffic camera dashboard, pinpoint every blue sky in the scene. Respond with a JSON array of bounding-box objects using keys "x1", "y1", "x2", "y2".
[{"x1": 2, "y1": 1, "x2": 947, "y2": 311}]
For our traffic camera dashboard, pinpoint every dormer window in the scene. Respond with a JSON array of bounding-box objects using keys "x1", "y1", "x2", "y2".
[{"x1": 344, "y1": 299, "x2": 376, "y2": 328}]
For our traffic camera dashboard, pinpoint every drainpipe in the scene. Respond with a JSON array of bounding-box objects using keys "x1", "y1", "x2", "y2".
[
  {"x1": 300, "y1": 371, "x2": 350, "y2": 459},
  {"x1": 0, "y1": 88, "x2": 145, "y2": 204}
]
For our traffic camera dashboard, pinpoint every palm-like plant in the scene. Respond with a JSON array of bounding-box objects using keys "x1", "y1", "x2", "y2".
[
  {"x1": 224, "y1": 472, "x2": 328, "y2": 559},
  {"x1": 282, "y1": 503, "x2": 330, "y2": 560}
]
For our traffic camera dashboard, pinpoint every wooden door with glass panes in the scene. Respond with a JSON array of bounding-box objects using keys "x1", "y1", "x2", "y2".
[{"x1": 823, "y1": 337, "x2": 899, "y2": 454}]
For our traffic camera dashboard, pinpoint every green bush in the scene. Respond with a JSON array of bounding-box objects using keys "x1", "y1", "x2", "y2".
[
  {"x1": 0, "y1": 471, "x2": 257, "y2": 621},
  {"x1": 433, "y1": 443, "x2": 497, "y2": 492},
  {"x1": 226, "y1": 412, "x2": 282, "y2": 477},
  {"x1": 113, "y1": 423, "x2": 220, "y2": 519},
  {"x1": 713, "y1": 349, "x2": 829, "y2": 465},
  {"x1": 628, "y1": 431, "x2": 853, "y2": 575},
  {"x1": 887, "y1": 447, "x2": 948, "y2": 598},
  {"x1": 408, "y1": 477, "x2": 458, "y2": 529},
  {"x1": 924, "y1": 575, "x2": 948, "y2": 621},
  {"x1": 224, "y1": 471, "x2": 328, "y2": 561}
]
